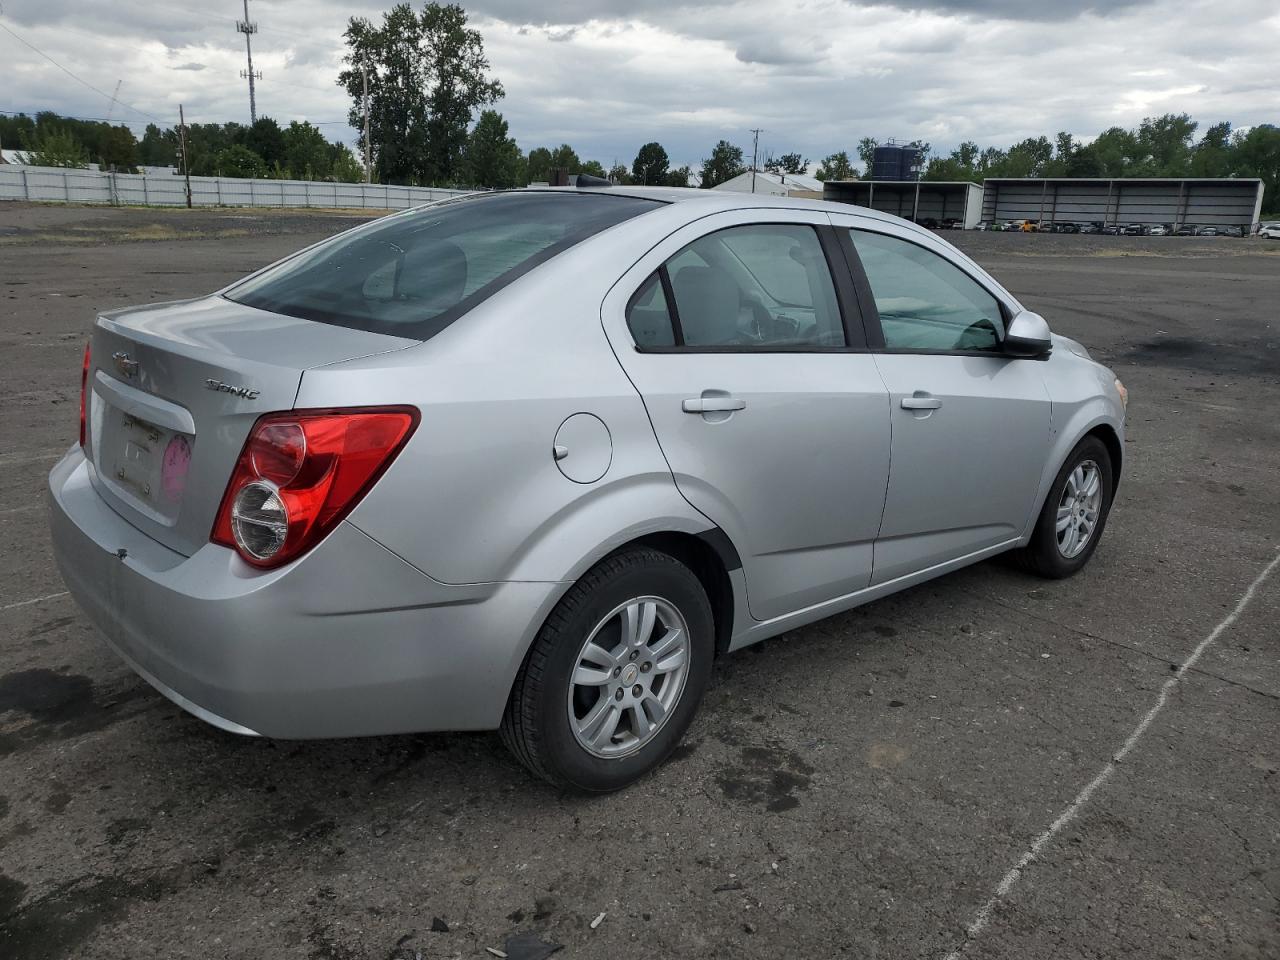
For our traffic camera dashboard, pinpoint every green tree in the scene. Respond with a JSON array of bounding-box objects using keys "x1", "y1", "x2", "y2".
[
  {"x1": 1229, "y1": 123, "x2": 1280, "y2": 215},
  {"x1": 608, "y1": 163, "x2": 630, "y2": 184},
  {"x1": 20, "y1": 127, "x2": 88, "y2": 168},
  {"x1": 579, "y1": 159, "x2": 607, "y2": 178},
  {"x1": 1190, "y1": 121, "x2": 1232, "y2": 178},
  {"x1": 97, "y1": 125, "x2": 139, "y2": 172},
  {"x1": 766, "y1": 151, "x2": 806, "y2": 174},
  {"x1": 339, "y1": 2, "x2": 503, "y2": 185},
  {"x1": 281, "y1": 121, "x2": 332, "y2": 180},
  {"x1": 666, "y1": 165, "x2": 692, "y2": 187},
  {"x1": 856, "y1": 136, "x2": 878, "y2": 176},
  {"x1": 526, "y1": 146, "x2": 553, "y2": 183},
  {"x1": 214, "y1": 144, "x2": 268, "y2": 178},
  {"x1": 1136, "y1": 113, "x2": 1198, "y2": 175},
  {"x1": 330, "y1": 144, "x2": 366, "y2": 182},
  {"x1": 138, "y1": 123, "x2": 177, "y2": 166},
  {"x1": 462, "y1": 109, "x2": 523, "y2": 187},
  {"x1": 698, "y1": 140, "x2": 744, "y2": 188},
  {"x1": 244, "y1": 117, "x2": 286, "y2": 170},
  {"x1": 548, "y1": 144, "x2": 580, "y2": 172},
  {"x1": 632, "y1": 141, "x2": 669, "y2": 185},
  {"x1": 815, "y1": 150, "x2": 854, "y2": 181}
]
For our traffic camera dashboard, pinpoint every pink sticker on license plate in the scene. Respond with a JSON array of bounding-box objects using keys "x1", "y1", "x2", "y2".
[{"x1": 161, "y1": 434, "x2": 192, "y2": 502}]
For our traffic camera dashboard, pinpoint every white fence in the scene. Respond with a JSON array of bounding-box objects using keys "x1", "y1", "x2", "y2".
[{"x1": 0, "y1": 164, "x2": 469, "y2": 209}]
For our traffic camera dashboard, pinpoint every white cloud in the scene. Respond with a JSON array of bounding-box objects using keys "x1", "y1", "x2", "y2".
[{"x1": 0, "y1": 0, "x2": 1274, "y2": 171}]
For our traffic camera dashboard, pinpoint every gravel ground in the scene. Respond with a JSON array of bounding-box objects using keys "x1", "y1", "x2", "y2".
[{"x1": 1, "y1": 202, "x2": 1278, "y2": 960}]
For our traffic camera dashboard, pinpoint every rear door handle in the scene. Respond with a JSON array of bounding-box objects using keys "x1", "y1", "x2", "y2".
[
  {"x1": 900, "y1": 394, "x2": 943, "y2": 410},
  {"x1": 683, "y1": 397, "x2": 746, "y2": 413}
]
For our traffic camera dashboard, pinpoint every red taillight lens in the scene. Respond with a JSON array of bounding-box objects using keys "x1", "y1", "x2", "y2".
[
  {"x1": 211, "y1": 407, "x2": 419, "y2": 568},
  {"x1": 79, "y1": 341, "x2": 91, "y2": 448}
]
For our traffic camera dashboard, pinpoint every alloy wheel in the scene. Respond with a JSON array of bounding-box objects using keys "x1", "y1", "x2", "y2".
[
  {"x1": 1056, "y1": 459, "x2": 1103, "y2": 559},
  {"x1": 567, "y1": 596, "x2": 690, "y2": 759}
]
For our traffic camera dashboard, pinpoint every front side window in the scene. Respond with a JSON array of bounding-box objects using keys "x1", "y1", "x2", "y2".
[
  {"x1": 228, "y1": 192, "x2": 663, "y2": 340},
  {"x1": 625, "y1": 224, "x2": 844, "y2": 350},
  {"x1": 848, "y1": 230, "x2": 1005, "y2": 353}
]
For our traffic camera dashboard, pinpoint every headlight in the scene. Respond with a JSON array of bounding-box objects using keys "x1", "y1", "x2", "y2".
[{"x1": 1114, "y1": 377, "x2": 1128, "y2": 410}]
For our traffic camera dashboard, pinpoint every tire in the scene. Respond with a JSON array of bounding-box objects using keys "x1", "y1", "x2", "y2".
[
  {"x1": 1013, "y1": 435, "x2": 1114, "y2": 579},
  {"x1": 500, "y1": 547, "x2": 714, "y2": 792}
]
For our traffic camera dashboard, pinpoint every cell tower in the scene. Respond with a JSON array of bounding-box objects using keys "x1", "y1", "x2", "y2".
[{"x1": 236, "y1": 0, "x2": 262, "y2": 123}]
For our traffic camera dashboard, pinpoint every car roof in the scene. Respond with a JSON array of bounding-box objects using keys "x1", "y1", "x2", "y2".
[
  {"x1": 522, "y1": 184, "x2": 869, "y2": 218},
  {"x1": 512, "y1": 184, "x2": 942, "y2": 240}
]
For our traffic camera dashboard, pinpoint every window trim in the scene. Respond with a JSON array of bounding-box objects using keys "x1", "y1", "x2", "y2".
[
  {"x1": 838, "y1": 226, "x2": 1028, "y2": 359},
  {"x1": 624, "y1": 222, "x2": 870, "y2": 355}
]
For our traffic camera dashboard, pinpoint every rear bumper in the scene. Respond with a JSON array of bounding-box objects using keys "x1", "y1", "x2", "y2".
[{"x1": 48, "y1": 446, "x2": 559, "y2": 739}]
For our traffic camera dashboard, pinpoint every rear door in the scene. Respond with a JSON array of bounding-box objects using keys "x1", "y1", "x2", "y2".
[
  {"x1": 601, "y1": 208, "x2": 891, "y2": 622},
  {"x1": 829, "y1": 215, "x2": 1052, "y2": 584}
]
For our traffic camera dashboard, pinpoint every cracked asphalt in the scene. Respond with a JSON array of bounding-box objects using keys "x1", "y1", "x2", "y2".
[{"x1": 1, "y1": 203, "x2": 1277, "y2": 960}]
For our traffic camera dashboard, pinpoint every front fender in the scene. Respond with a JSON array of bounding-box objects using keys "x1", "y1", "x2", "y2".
[{"x1": 1023, "y1": 398, "x2": 1125, "y2": 541}]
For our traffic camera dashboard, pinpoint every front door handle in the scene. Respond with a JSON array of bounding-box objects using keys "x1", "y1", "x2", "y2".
[
  {"x1": 900, "y1": 394, "x2": 943, "y2": 410},
  {"x1": 683, "y1": 396, "x2": 746, "y2": 414}
]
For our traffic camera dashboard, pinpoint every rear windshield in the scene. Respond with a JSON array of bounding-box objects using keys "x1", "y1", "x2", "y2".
[{"x1": 225, "y1": 191, "x2": 663, "y2": 340}]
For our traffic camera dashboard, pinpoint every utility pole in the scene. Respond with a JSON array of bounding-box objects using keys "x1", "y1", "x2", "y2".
[
  {"x1": 749, "y1": 128, "x2": 762, "y2": 194},
  {"x1": 237, "y1": 0, "x2": 262, "y2": 124},
  {"x1": 362, "y1": 64, "x2": 372, "y2": 184},
  {"x1": 178, "y1": 104, "x2": 192, "y2": 209}
]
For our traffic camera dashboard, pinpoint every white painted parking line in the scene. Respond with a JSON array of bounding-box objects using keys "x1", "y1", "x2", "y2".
[
  {"x1": 942, "y1": 549, "x2": 1280, "y2": 959},
  {"x1": 1, "y1": 591, "x2": 70, "y2": 612}
]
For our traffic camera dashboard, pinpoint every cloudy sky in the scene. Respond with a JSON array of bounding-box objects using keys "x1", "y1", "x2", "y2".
[{"x1": 2, "y1": 0, "x2": 1277, "y2": 172}]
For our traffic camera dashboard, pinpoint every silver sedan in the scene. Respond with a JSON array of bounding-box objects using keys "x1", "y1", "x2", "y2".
[{"x1": 49, "y1": 187, "x2": 1127, "y2": 791}]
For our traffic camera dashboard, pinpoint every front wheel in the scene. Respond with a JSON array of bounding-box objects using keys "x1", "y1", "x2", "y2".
[
  {"x1": 1014, "y1": 436, "x2": 1114, "y2": 578},
  {"x1": 500, "y1": 547, "x2": 714, "y2": 792}
]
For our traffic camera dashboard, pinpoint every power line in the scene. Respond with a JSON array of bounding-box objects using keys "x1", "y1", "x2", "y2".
[{"x1": 0, "y1": 19, "x2": 170, "y2": 124}]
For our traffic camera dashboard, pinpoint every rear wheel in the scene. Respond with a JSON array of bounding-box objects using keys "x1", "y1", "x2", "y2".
[
  {"x1": 1014, "y1": 435, "x2": 1114, "y2": 578},
  {"x1": 500, "y1": 547, "x2": 714, "y2": 792}
]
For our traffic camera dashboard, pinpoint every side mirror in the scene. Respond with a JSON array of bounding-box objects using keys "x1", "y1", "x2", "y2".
[{"x1": 1004, "y1": 310, "x2": 1052, "y2": 358}]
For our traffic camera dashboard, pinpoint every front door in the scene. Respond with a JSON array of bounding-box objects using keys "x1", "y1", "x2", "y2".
[
  {"x1": 834, "y1": 220, "x2": 1052, "y2": 584},
  {"x1": 602, "y1": 210, "x2": 891, "y2": 622}
]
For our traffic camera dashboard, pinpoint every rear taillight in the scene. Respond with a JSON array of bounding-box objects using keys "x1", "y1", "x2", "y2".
[
  {"x1": 79, "y1": 341, "x2": 91, "y2": 448},
  {"x1": 212, "y1": 407, "x2": 419, "y2": 568}
]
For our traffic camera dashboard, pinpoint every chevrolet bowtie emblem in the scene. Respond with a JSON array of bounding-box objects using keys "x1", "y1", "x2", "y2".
[{"x1": 112, "y1": 351, "x2": 139, "y2": 378}]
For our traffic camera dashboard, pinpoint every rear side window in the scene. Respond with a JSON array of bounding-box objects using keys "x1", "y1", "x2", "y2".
[
  {"x1": 227, "y1": 192, "x2": 663, "y2": 340},
  {"x1": 625, "y1": 224, "x2": 845, "y2": 350}
]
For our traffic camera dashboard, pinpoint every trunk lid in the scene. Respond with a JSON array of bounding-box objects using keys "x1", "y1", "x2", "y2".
[{"x1": 85, "y1": 295, "x2": 417, "y2": 556}]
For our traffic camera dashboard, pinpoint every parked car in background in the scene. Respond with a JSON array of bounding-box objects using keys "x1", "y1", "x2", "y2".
[
  {"x1": 1198, "y1": 225, "x2": 1220, "y2": 237},
  {"x1": 1173, "y1": 224, "x2": 1198, "y2": 236},
  {"x1": 1220, "y1": 225, "x2": 1245, "y2": 238},
  {"x1": 1056, "y1": 222, "x2": 1082, "y2": 234},
  {"x1": 1122, "y1": 223, "x2": 1148, "y2": 236},
  {"x1": 1101, "y1": 224, "x2": 1123, "y2": 235},
  {"x1": 917, "y1": 217, "x2": 940, "y2": 230},
  {"x1": 1148, "y1": 224, "x2": 1168, "y2": 236},
  {"x1": 1259, "y1": 222, "x2": 1280, "y2": 239},
  {"x1": 941, "y1": 218, "x2": 964, "y2": 230},
  {"x1": 1080, "y1": 222, "x2": 1103, "y2": 234},
  {"x1": 47, "y1": 187, "x2": 1128, "y2": 791}
]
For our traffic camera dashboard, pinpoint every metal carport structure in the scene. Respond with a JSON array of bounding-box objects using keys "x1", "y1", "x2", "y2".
[
  {"x1": 980, "y1": 178, "x2": 1264, "y2": 230},
  {"x1": 823, "y1": 180, "x2": 983, "y2": 229}
]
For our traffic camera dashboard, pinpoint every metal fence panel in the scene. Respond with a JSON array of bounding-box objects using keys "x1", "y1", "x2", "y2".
[{"x1": 0, "y1": 164, "x2": 469, "y2": 209}]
